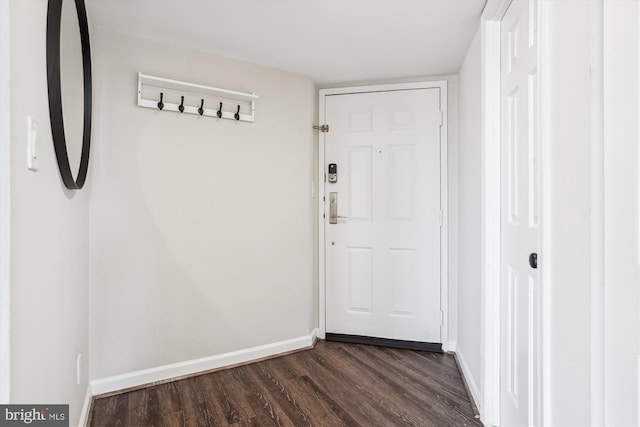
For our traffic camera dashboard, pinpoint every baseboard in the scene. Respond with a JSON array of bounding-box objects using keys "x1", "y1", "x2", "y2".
[
  {"x1": 454, "y1": 345, "x2": 482, "y2": 417},
  {"x1": 447, "y1": 340, "x2": 457, "y2": 352},
  {"x1": 91, "y1": 329, "x2": 319, "y2": 397},
  {"x1": 78, "y1": 385, "x2": 92, "y2": 427}
]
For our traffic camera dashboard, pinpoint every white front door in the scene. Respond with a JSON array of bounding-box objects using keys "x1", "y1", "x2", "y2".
[
  {"x1": 500, "y1": 0, "x2": 541, "y2": 425},
  {"x1": 323, "y1": 87, "x2": 443, "y2": 345}
]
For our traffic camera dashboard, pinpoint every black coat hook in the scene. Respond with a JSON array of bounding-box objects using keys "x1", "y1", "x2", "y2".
[
  {"x1": 217, "y1": 102, "x2": 223, "y2": 118},
  {"x1": 178, "y1": 96, "x2": 185, "y2": 113},
  {"x1": 234, "y1": 105, "x2": 240, "y2": 121},
  {"x1": 157, "y1": 93, "x2": 164, "y2": 110},
  {"x1": 198, "y1": 99, "x2": 204, "y2": 116}
]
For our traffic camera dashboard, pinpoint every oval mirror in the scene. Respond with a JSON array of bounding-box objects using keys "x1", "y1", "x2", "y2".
[{"x1": 46, "y1": 0, "x2": 92, "y2": 190}]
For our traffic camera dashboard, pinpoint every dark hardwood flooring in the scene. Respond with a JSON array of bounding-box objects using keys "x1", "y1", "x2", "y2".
[{"x1": 89, "y1": 340, "x2": 482, "y2": 426}]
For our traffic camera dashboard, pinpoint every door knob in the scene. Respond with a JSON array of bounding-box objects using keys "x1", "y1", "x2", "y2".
[{"x1": 529, "y1": 253, "x2": 538, "y2": 269}]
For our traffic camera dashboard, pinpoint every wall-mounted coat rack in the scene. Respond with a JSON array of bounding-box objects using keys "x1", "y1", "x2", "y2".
[{"x1": 137, "y1": 72, "x2": 258, "y2": 122}]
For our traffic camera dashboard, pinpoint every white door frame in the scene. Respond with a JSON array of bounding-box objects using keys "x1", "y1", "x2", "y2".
[
  {"x1": 0, "y1": 0, "x2": 11, "y2": 404},
  {"x1": 480, "y1": 0, "x2": 550, "y2": 425},
  {"x1": 317, "y1": 81, "x2": 450, "y2": 350}
]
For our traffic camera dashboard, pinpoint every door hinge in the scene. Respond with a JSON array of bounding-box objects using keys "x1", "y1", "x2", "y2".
[
  {"x1": 313, "y1": 124, "x2": 330, "y2": 133},
  {"x1": 439, "y1": 111, "x2": 443, "y2": 127},
  {"x1": 438, "y1": 210, "x2": 444, "y2": 227},
  {"x1": 440, "y1": 310, "x2": 445, "y2": 326}
]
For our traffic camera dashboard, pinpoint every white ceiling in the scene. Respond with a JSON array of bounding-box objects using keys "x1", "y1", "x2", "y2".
[{"x1": 86, "y1": 0, "x2": 486, "y2": 85}]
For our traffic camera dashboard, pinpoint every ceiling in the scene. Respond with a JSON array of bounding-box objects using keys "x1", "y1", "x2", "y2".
[{"x1": 86, "y1": 0, "x2": 486, "y2": 85}]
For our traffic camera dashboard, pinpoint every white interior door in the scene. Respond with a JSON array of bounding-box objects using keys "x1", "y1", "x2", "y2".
[
  {"x1": 323, "y1": 87, "x2": 443, "y2": 345},
  {"x1": 500, "y1": 0, "x2": 541, "y2": 425}
]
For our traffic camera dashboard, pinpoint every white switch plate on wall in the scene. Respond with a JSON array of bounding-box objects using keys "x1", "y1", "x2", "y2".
[
  {"x1": 76, "y1": 353, "x2": 82, "y2": 385},
  {"x1": 27, "y1": 115, "x2": 38, "y2": 171}
]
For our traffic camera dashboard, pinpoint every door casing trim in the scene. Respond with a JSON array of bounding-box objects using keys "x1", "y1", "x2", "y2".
[
  {"x1": 479, "y1": 8, "x2": 504, "y2": 424},
  {"x1": 317, "y1": 81, "x2": 450, "y2": 350}
]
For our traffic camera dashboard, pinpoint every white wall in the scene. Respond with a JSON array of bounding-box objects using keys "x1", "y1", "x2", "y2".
[
  {"x1": 603, "y1": 1, "x2": 640, "y2": 425},
  {"x1": 544, "y1": 3, "x2": 640, "y2": 424},
  {"x1": 9, "y1": 0, "x2": 90, "y2": 425},
  {"x1": 89, "y1": 28, "x2": 317, "y2": 380},
  {"x1": 456, "y1": 27, "x2": 481, "y2": 407},
  {"x1": 545, "y1": 2, "x2": 592, "y2": 424}
]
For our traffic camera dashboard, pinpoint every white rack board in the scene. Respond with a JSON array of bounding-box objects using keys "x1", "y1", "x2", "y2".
[{"x1": 137, "y1": 73, "x2": 258, "y2": 122}]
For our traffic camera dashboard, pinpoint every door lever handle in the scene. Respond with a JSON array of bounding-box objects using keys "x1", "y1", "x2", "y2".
[{"x1": 329, "y1": 192, "x2": 347, "y2": 224}]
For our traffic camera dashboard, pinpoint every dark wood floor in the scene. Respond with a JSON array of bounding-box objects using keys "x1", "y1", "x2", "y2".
[{"x1": 89, "y1": 340, "x2": 482, "y2": 426}]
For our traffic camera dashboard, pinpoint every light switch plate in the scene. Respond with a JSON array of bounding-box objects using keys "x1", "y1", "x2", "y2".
[{"x1": 27, "y1": 115, "x2": 39, "y2": 171}]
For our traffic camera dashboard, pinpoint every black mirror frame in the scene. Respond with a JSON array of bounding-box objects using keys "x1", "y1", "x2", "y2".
[{"x1": 46, "y1": 0, "x2": 92, "y2": 190}]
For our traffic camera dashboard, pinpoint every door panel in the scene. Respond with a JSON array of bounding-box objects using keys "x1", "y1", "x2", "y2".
[
  {"x1": 324, "y1": 88, "x2": 442, "y2": 344},
  {"x1": 500, "y1": 0, "x2": 541, "y2": 425},
  {"x1": 348, "y1": 147, "x2": 372, "y2": 220},
  {"x1": 348, "y1": 247, "x2": 373, "y2": 313}
]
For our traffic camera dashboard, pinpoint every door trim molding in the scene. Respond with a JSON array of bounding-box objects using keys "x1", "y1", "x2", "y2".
[
  {"x1": 589, "y1": 1, "x2": 604, "y2": 424},
  {"x1": 0, "y1": 0, "x2": 11, "y2": 404},
  {"x1": 317, "y1": 81, "x2": 449, "y2": 349},
  {"x1": 479, "y1": 8, "x2": 503, "y2": 423}
]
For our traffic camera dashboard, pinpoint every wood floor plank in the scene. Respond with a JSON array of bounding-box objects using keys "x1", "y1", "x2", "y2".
[
  {"x1": 201, "y1": 369, "x2": 249, "y2": 425},
  {"x1": 125, "y1": 387, "x2": 149, "y2": 425},
  {"x1": 380, "y1": 346, "x2": 476, "y2": 414},
  {"x1": 312, "y1": 343, "x2": 426, "y2": 426},
  {"x1": 246, "y1": 362, "x2": 313, "y2": 426},
  {"x1": 172, "y1": 376, "x2": 213, "y2": 426},
  {"x1": 264, "y1": 357, "x2": 355, "y2": 425},
  {"x1": 233, "y1": 364, "x2": 298, "y2": 427},
  {"x1": 354, "y1": 344, "x2": 468, "y2": 406},
  {"x1": 89, "y1": 340, "x2": 482, "y2": 427},
  {"x1": 145, "y1": 386, "x2": 174, "y2": 427},
  {"x1": 297, "y1": 374, "x2": 366, "y2": 426},
  {"x1": 318, "y1": 343, "x2": 449, "y2": 426},
  {"x1": 296, "y1": 345, "x2": 397, "y2": 425},
  {"x1": 344, "y1": 344, "x2": 477, "y2": 425}
]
